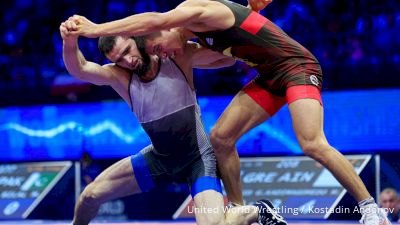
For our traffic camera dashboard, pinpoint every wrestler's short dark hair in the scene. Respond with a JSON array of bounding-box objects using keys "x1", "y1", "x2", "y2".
[
  {"x1": 98, "y1": 36, "x2": 117, "y2": 56},
  {"x1": 132, "y1": 36, "x2": 146, "y2": 50},
  {"x1": 98, "y1": 36, "x2": 147, "y2": 57}
]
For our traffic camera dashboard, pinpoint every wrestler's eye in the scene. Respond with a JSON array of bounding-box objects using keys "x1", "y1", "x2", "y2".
[
  {"x1": 122, "y1": 46, "x2": 130, "y2": 56},
  {"x1": 153, "y1": 45, "x2": 162, "y2": 54}
]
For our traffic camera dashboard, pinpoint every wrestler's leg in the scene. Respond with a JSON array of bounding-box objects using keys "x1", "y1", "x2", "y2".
[
  {"x1": 72, "y1": 156, "x2": 141, "y2": 225},
  {"x1": 210, "y1": 83, "x2": 286, "y2": 204},
  {"x1": 286, "y1": 86, "x2": 372, "y2": 202}
]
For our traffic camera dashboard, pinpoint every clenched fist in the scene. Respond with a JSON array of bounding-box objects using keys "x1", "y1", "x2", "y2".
[{"x1": 67, "y1": 15, "x2": 100, "y2": 38}]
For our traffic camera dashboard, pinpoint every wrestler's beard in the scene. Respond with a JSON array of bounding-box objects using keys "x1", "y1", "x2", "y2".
[{"x1": 133, "y1": 47, "x2": 151, "y2": 78}]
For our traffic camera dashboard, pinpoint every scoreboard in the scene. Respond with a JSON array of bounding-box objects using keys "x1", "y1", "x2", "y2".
[
  {"x1": 174, "y1": 155, "x2": 372, "y2": 220},
  {"x1": 239, "y1": 155, "x2": 371, "y2": 219},
  {"x1": 0, "y1": 161, "x2": 72, "y2": 219}
]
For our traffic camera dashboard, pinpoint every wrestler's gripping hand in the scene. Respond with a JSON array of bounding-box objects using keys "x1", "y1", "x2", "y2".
[
  {"x1": 248, "y1": 0, "x2": 273, "y2": 12},
  {"x1": 59, "y1": 19, "x2": 80, "y2": 43},
  {"x1": 67, "y1": 15, "x2": 100, "y2": 38}
]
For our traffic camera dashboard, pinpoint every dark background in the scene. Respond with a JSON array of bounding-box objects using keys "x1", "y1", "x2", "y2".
[{"x1": 1, "y1": 0, "x2": 399, "y2": 106}]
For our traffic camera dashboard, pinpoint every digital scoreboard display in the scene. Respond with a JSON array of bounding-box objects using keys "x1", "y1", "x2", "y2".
[
  {"x1": 174, "y1": 155, "x2": 371, "y2": 220},
  {"x1": 0, "y1": 161, "x2": 72, "y2": 219},
  {"x1": 239, "y1": 155, "x2": 371, "y2": 219}
]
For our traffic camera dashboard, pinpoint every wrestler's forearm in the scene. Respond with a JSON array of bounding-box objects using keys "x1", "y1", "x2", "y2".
[
  {"x1": 195, "y1": 58, "x2": 236, "y2": 69},
  {"x1": 62, "y1": 40, "x2": 115, "y2": 86},
  {"x1": 94, "y1": 12, "x2": 163, "y2": 37},
  {"x1": 63, "y1": 40, "x2": 86, "y2": 75}
]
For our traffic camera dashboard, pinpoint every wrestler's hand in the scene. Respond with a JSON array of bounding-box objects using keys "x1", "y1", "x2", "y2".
[
  {"x1": 59, "y1": 20, "x2": 79, "y2": 45},
  {"x1": 68, "y1": 15, "x2": 100, "y2": 38},
  {"x1": 248, "y1": 0, "x2": 273, "y2": 12}
]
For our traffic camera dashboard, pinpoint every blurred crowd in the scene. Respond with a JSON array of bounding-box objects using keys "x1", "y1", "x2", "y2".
[
  {"x1": 379, "y1": 188, "x2": 400, "y2": 223},
  {"x1": 1, "y1": 0, "x2": 399, "y2": 106}
]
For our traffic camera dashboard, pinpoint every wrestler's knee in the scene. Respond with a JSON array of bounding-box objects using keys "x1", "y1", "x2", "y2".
[
  {"x1": 210, "y1": 126, "x2": 236, "y2": 154},
  {"x1": 80, "y1": 182, "x2": 103, "y2": 207},
  {"x1": 299, "y1": 137, "x2": 331, "y2": 163}
]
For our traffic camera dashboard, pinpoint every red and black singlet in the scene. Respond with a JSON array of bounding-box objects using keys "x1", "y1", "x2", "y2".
[{"x1": 194, "y1": 0, "x2": 321, "y2": 82}]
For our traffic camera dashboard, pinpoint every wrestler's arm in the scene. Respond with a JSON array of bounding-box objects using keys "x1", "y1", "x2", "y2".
[
  {"x1": 194, "y1": 57, "x2": 236, "y2": 69},
  {"x1": 69, "y1": 6, "x2": 204, "y2": 38},
  {"x1": 68, "y1": 1, "x2": 232, "y2": 38},
  {"x1": 189, "y1": 42, "x2": 236, "y2": 69},
  {"x1": 60, "y1": 21, "x2": 120, "y2": 86},
  {"x1": 247, "y1": 0, "x2": 273, "y2": 12}
]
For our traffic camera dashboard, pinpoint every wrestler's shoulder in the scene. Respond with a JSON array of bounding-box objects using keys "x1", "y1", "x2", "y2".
[{"x1": 178, "y1": 0, "x2": 217, "y2": 8}]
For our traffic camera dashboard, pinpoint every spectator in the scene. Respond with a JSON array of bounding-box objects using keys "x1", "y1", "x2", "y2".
[
  {"x1": 380, "y1": 188, "x2": 400, "y2": 223},
  {"x1": 80, "y1": 151, "x2": 101, "y2": 188}
]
